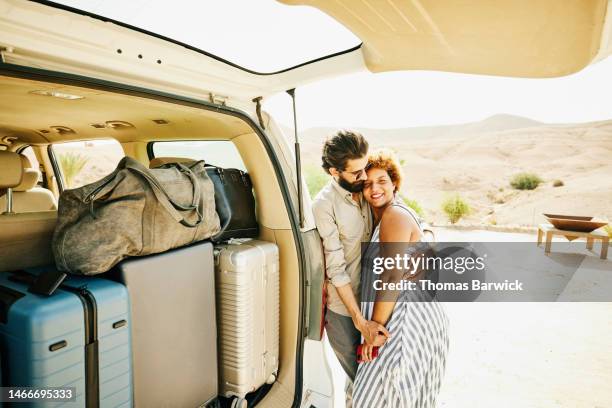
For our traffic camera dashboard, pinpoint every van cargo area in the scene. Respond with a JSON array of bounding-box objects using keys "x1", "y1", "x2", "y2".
[{"x1": 0, "y1": 70, "x2": 316, "y2": 408}]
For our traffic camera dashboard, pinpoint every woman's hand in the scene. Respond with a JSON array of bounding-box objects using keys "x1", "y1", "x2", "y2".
[{"x1": 361, "y1": 344, "x2": 376, "y2": 362}]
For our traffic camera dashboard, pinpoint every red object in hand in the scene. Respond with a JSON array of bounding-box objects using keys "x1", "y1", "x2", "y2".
[{"x1": 356, "y1": 344, "x2": 379, "y2": 363}]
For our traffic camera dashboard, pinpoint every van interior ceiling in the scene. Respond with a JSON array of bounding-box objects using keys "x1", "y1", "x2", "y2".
[{"x1": 0, "y1": 73, "x2": 302, "y2": 406}]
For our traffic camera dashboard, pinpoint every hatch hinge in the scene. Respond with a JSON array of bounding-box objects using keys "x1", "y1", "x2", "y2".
[
  {"x1": 208, "y1": 92, "x2": 228, "y2": 106},
  {"x1": 252, "y1": 96, "x2": 265, "y2": 130}
]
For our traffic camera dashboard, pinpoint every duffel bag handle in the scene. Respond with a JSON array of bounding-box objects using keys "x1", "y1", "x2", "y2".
[{"x1": 124, "y1": 159, "x2": 203, "y2": 228}]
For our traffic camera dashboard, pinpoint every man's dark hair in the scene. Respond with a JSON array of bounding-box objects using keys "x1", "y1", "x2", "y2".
[{"x1": 321, "y1": 130, "x2": 369, "y2": 175}]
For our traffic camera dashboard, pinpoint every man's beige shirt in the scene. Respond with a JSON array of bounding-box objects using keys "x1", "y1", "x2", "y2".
[{"x1": 312, "y1": 179, "x2": 373, "y2": 316}]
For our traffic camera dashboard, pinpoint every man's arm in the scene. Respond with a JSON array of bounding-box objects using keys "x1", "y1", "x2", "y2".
[
  {"x1": 312, "y1": 198, "x2": 389, "y2": 345},
  {"x1": 335, "y1": 284, "x2": 389, "y2": 345}
]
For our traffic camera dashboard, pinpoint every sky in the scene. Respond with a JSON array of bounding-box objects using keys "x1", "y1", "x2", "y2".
[
  {"x1": 54, "y1": 0, "x2": 612, "y2": 129},
  {"x1": 263, "y1": 58, "x2": 612, "y2": 130}
]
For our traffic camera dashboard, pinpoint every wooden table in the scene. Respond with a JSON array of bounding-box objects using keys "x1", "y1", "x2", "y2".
[{"x1": 537, "y1": 223, "x2": 609, "y2": 260}]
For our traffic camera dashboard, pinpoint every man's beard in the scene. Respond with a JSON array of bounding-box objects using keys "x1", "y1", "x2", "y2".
[{"x1": 338, "y1": 174, "x2": 364, "y2": 193}]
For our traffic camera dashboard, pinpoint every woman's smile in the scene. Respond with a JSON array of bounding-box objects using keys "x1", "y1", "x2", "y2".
[{"x1": 363, "y1": 167, "x2": 396, "y2": 208}]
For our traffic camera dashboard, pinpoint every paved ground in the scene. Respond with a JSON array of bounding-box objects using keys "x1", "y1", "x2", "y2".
[{"x1": 325, "y1": 228, "x2": 612, "y2": 407}]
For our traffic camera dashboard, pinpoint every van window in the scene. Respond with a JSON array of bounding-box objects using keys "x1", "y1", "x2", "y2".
[
  {"x1": 51, "y1": 139, "x2": 124, "y2": 189},
  {"x1": 20, "y1": 146, "x2": 43, "y2": 184},
  {"x1": 151, "y1": 141, "x2": 246, "y2": 171}
]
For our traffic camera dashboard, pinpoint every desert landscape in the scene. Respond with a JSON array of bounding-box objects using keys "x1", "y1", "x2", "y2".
[{"x1": 295, "y1": 114, "x2": 612, "y2": 227}]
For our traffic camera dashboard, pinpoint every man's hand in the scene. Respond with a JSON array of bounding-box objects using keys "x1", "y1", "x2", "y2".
[
  {"x1": 355, "y1": 317, "x2": 390, "y2": 345},
  {"x1": 371, "y1": 334, "x2": 387, "y2": 347}
]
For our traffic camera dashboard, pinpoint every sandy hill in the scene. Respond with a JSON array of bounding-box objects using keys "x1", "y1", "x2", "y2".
[{"x1": 294, "y1": 115, "x2": 612, "y2": 226}]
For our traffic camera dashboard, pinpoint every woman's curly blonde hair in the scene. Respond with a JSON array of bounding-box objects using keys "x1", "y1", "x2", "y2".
[{"x1": 366, "y1": 148, "x2": 404, "y2": 192}]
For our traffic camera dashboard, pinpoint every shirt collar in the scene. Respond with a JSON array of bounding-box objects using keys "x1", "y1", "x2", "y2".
[
  {"x1": 331, "y1": 178, "x2": 353, "y2": 198},
  {"x1": 331, "y1": 178, "x2": 368, "y2": 208}
]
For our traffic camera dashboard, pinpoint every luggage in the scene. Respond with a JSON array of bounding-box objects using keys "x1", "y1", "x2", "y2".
[
  {"x1": 107, "y1": 241, "x2": 218, "y2": 408},
  {"x1": 205, "y1": 165, "x2": 258, "y2": 243},
  {"x1": 0, "y1": 268, "x2": 133, "y2": 407},
  {"x1": 53, "y1": 157, "x2": 220, "y2": 275},
  {"x1": 214, "y1": 239, "x2": 279, "y2": 402},
  {"x1": 150, "y1": 160, "x2": 258, "y2": 243}
]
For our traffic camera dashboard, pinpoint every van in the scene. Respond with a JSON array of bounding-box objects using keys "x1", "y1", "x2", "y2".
[{"x1": 1, "y1": 1, "x2": 611, "y2": 407}]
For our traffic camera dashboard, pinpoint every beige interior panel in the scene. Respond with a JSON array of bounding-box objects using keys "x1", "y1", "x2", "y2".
[
  {"x1": 258, "y1": 226, "x2": 299, "y2": 407},
  {"x1": 0, "y1": 76, "x2": 251, "y2": 144},
  {"x1": 233, "y1": 132, "x2": 292, "y2": 230},
  {"x1": 121, "y1": 141, "x2": 149, "y2": 164},
  {"x1": 0, "y1": 211, "x2": 57, "y2": 272},
  {"x1": 281, "y1": 0, "x2": 610, "y2": 78}
]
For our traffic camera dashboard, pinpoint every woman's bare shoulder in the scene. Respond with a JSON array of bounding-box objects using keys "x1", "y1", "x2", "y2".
[{"x1": 379, "y1": 205, "x2": 420, "y2": 242}]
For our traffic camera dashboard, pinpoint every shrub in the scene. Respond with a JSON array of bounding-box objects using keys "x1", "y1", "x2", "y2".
[
  {"x1": 442, "y1": 194, "x2": 470, "y2": 224},
  {"x1": 304, "y1": 165, "x2": 329, "y2": 198},
  {"x1": 552, "y1": 179, "x2": 564, "y2": 187},
  {"x1": 399, "y1": 194, "x2": 425, "y2": 218},
  {"x1": 605, "y1": 225, "x2": 612, "y2": 239},
  {"x1": 510, "y1": 172, "x2": 542, "y2": 190},
  {"x1": 58, "y1": 152, "x2": 89, "y2": 188}
]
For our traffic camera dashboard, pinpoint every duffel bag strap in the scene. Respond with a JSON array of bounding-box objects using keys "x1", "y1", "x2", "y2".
[
  {"x1": 9, "y1": 270, "x2": 67, "y2": 296},
  {"x1": 123, "y1": 159, "x2": 203, "y2": 228}
]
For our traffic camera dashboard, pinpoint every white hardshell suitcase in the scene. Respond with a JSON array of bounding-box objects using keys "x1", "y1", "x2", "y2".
[{"x1": 214, "y1": 239, "x2": 280, "y2": 402}]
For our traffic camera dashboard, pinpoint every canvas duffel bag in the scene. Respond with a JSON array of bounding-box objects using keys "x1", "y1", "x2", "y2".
[{"x1": 53, "y1": 157, "x2": 220, "y2": 275}]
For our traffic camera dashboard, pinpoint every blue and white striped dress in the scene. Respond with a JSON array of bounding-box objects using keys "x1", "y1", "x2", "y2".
[{"x1": 353, "y1": 204, "x2": 449, "y2": 408}]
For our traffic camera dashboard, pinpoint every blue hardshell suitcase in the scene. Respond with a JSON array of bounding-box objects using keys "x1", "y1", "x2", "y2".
[{"x1": 0, "y1": 268, "x2": 133, "y2": 407}]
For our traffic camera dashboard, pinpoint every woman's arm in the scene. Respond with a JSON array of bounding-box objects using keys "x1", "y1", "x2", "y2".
[{"x1": 370, "y1": 206, "x2": 421, "y2": 327}]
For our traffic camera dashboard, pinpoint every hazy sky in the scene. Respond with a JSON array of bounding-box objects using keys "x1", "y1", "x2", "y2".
[
  {"x1": 55, "y1": 0, "x2": 612, "y2": 129},
  {"x1": 263, "y1": 57, "x2": 612, "y2": 129}
]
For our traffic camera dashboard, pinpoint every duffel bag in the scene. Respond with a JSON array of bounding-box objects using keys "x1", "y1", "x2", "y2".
[{"x1": 53, "y1": 157, "x2": 220, "y2": 275}]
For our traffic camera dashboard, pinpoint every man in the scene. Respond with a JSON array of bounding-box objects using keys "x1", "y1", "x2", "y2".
[{"x1": 312, "y1": 130, "x2": 389, "y2": 406}]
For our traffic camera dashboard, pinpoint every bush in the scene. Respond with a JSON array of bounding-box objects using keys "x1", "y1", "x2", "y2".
[
  {"x1": 399, "y1": 194, "x2": 425, "y2": 218},
  {"x1": 442, "y1": 194, "x2": 470, "y2": 224},
  {"x1": 552, "y1": 179, "x2": 564, "y2": 187},
  {"x1": 510, "y1": 172, "x2": 542, "y2": 190},
  {"x1": 58, "y1": 152, "x2": 89, "y2": 188},
  {"x1": 605, "y1": 225, "x2": 612, "y2": 239},
  {"x1": 304, "y1": 165, "x2": 329, "y2": 198}
]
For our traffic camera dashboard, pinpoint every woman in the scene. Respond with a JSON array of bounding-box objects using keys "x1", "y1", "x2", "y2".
[{"x1": 353, "y1": 149, "x2": 449, "y2": 408}]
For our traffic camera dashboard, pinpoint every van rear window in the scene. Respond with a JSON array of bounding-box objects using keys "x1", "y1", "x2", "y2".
[{"x1": 150, "y1": 141, "x2": 246, "y2": 171}]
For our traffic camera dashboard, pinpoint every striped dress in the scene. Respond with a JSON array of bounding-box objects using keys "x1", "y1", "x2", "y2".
[{"x1": 353, "y1": 204, "x2": 450, "y2": 408}]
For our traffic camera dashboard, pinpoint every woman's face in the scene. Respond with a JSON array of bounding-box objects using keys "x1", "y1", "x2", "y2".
[{"x1": 363, "y1": 167, "x2": 396, "y2": 208}]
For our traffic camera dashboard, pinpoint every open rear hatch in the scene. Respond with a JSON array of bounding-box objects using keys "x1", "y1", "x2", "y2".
[
  {"x1": 3, "y1": 0, "x2": 612, "y2": 110},
  {"x1": 280, "y1": 0, "x2": 612, "y2": 78}
]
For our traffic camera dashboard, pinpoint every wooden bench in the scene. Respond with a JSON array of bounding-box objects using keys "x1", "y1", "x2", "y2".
[{"x1": 537, "y1": 223, "x2": 609, "y2": 260}]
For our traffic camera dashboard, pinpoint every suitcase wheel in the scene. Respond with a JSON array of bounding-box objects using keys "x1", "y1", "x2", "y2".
[{"x1": 230, "y1": 397, "x2": 247, "y2": 408}]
